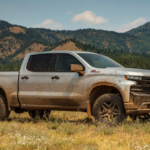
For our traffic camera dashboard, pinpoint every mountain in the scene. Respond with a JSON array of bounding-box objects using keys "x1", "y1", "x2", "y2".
[
  {"x1": 0, "y1": 20, "x2": 50, "y2": 64},
  {"x1": 0, "y1": 20, "x2": 12, "y2": 30},
  {"x1": 35, "y1": 28, "x2": 142, "y2": 53},
  {"x1": 126, "y1": 22, "x2": 150, "y2": 53},
  {"x1": 0, "y1": 20, "x2": 150, "y2": 65}
]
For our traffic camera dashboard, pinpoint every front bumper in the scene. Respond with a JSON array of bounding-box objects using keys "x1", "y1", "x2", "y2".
[{"x1": 124, "y1": 92, "x2": 150, "y2": 115}]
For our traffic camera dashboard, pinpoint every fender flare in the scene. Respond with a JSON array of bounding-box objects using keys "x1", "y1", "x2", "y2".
[
  {"x1": 86, "y1": 82, "x2": 126, "y2": 116},
  {"x1": 0, "y1": 86, "x2": 11, "y2": 110}
]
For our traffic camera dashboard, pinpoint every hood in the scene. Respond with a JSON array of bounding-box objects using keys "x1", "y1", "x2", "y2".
[{"x1": 107, "y1": 67, "x2": 150, "y2": 76}]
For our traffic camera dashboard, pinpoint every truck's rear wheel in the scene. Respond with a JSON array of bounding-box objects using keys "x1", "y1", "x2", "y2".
[
  {"x1": 28, "y1": 110, "x2": 51, "y2": 119},
  {"x1": 92, "y1": 94, "x2": 126, "y2": 123},
  {"x1": 0, "y1": 95, "x2": 10, "y2": 121}
]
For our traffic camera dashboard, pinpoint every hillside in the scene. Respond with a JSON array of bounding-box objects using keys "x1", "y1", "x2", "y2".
[
  {"x1": 1, "y1": 38, "x2": 150, "y2": 72},
  {"x1": 14, "y1": 41, "x2": 82, "y2": 60},
  {"x1": 35, "y1": 28, "x2": 142, "y2": 53},
  {"x1": 15, "y1": 43, "x2": 49, "y2": 60},
  {"x1": 52, "y1": 41, "x2": 82, "y2": 51},
  {"x1": 0, "y1": 21, "x2": 50, "y2": 61},
  {"x1": 126, "y1": 22, "x2": 150, "y2": 53},
  {"x1": 0, "y1": 20, "x2": 150, "y2": 65}
]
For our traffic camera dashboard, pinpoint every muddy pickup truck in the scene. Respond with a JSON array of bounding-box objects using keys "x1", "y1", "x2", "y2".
[{"x1": 1, "y1": 51, "x2": 150, "y2": 122}]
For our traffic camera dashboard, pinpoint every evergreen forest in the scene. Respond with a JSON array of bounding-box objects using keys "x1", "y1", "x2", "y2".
[{"x1": 0, "y1": 39, "x2": 149, "y2": 71}]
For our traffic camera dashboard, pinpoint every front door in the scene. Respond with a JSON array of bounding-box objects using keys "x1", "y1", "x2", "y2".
[{"x1": 49, "y1": 54, "x2": 87, "y2": 107}]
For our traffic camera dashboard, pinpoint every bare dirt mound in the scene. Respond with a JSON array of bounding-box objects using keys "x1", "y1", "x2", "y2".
[
  {"x1": 52, "y1": 41, "x2": 82, "y2": 51},
  {"x1": 15, "y1": 43, "x2": 49, "y2": 60},
  {"x1": 9, "y1": 26, "x2": 26, "y2": 34}
]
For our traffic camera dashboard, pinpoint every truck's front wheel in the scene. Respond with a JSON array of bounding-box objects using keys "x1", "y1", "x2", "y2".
[
  {"x1": 28, "y1": 110, "x2": 51, "y2": 119},
  {"x1": 92, "y1": 94, "x2": 126, "y2": 123},
  {"x1": 0, "y1": 95, "x2": 10, "y2": 121}
]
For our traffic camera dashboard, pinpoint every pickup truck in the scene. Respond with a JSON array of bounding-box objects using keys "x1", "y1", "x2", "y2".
[{"x1": 0, "y1": 51, "x2": 150, "y2": 122}]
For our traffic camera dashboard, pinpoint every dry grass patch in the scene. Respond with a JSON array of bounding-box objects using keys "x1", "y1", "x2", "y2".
[
  {"x1": 52, "y1": 41, "x2": 82, "y2": 51},
  {"x1": 0, "y1": 36, "x2": 21, "y2": 58},
  {"x1": 102, "y1": 41, "x2": 109, "y2": 49},
  {"x1": 9, "y1": 26, "x2": 26, "y2": 34},
  {"x1": 126, "y1": 42, "x2": 132, "y2": 52},
  {"x1": 14, "y1": 43, "x2": 49, "y2": 60},
  {"x1": 0, "y1": 111, "x2": 150, "y2": 149}
]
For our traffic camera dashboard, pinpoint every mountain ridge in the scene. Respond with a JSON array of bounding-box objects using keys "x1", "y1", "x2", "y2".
[{"x1": 0, "y1": 20, "x2": 150, "y2": 65}]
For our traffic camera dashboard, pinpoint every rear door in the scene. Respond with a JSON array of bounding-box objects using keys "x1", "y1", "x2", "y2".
[
  {"x1": 49, "y1": 53, "x2": 87, "y2": 107},
  {"x1": 19, "y1": 54, "x2": 57, "y2": 108}
]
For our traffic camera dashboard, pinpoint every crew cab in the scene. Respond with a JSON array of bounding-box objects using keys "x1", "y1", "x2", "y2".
[{"x1": 0, "y1": 51, "x2": 150, "y2": 122}]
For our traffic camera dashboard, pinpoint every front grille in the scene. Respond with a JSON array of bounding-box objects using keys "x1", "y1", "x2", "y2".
[
  {"x1": 130, "y1": 76, "x2": 150, "y2": 94},
  {"x1": 142, "y1": 77, "x2": 150, "y2": 80},
  {"x1": 142, "y1": 77, "x2": 150, "y2": 85}
]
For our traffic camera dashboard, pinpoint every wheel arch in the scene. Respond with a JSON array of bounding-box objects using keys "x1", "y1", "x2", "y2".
[
  {"x1": 0, "y1": 88, "x2": 6, "y2": 97},
  {"x1": 0, "y1": 87, "x2": 10, "y2": 110},
  {"x1": 87, "y1": 82, "x2": 125, "y2": 116}
]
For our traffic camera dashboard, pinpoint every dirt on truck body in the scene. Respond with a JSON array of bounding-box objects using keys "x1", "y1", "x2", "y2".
[{"x1": 0, "y1": 51, "x2": 150, "y2": 122}]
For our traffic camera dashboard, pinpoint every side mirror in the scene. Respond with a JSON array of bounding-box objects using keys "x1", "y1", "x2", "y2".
[{"x1": 70, "y1": 64, "x2": 85, "y2": 76}]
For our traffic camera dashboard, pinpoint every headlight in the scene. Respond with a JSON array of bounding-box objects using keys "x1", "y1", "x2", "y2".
[{"x1": 125, "y1": 75, "x2": 142, "y2": 80}]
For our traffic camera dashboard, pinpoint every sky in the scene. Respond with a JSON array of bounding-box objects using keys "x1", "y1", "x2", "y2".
[{"x1": 0, "y1": 0, "x2": 150, "y2": 33}]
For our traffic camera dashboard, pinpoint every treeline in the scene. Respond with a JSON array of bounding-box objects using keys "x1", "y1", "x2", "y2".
[
  {"x1": 1, "y1": 53, "x2": 150, "y2": 71},
  {"x1": 0, "y1": 39, "x2": 150, "y2": 71},
  {"x1": 1, "y1": 20, "x2": 150, "y2": 54},
  {"x1": 107, "y1": 53, "x2": 150, "y2": 70},
  {"x1": 37, "y1": 27, "x2": 143, "y2": 53},
  {"x1": 70, "y1": 39, "x2": 150, "y2": 69},
  {"x1": 0, "y1": 64, "x2": 20, "y2": 71}
]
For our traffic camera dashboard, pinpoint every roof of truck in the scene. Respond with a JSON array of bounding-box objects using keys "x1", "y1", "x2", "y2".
[{"x1": 25, "y1": 50, "x2": 97, "y2": 56}]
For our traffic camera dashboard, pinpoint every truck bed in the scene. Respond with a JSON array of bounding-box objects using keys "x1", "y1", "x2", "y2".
[{"x1": 0, "y1": 71, "x2": 19, "y2": 109}]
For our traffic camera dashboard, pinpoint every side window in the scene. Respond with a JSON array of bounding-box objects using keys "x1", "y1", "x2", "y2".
[
  {"x1": 27, "y1": 54, "x2": 57, "y2": 72},
  {"x1": 56, "y1": 54, "x2": 82, "y2": 72}
]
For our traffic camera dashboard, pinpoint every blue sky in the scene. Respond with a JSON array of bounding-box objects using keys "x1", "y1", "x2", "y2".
[{"x1": 0, "y1": 0, "x2": 150, "y2": 32}]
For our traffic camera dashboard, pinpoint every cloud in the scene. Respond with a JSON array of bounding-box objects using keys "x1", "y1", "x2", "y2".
[
  {"x1": 71, "y1": 11, "x2": 108, "y2": 24},
  {"x1": 119, "y1": 17, "x2": 146, "y2": 32},
  {"x1": 34, "y1": 19, "x2": 62, "y2": 30},
  {"x1": 67, "y1": 11, "x2": 71, "y2": 15}
]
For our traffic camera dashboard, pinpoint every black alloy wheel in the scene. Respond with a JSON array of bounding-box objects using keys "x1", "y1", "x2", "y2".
[
  {"x1": 92, "y1": 94, "x2": 126, "y2": 123},
  {"x1": 99, "y1": 101, "x2": 120, "y2": 120}
]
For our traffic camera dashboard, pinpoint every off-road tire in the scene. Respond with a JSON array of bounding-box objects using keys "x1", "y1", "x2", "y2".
[
  {"x1": 0, "y1": 95, "x2": 10, "y2": 121},
  {"x1": 28, "y1": 110, "x2": 51, "y2": 119},
  {"x1": 92, "y1": 94, "x2": 126, "y2": 123}
]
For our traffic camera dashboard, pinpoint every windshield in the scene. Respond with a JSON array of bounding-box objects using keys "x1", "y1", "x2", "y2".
[{"x1": 77, "y1": 53, "x2": 123, "y2": 68}]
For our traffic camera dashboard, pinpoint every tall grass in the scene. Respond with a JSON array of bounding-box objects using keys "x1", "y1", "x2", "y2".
[{"x1": 0, "y1": 111, "x2": 150, "y2": 150}]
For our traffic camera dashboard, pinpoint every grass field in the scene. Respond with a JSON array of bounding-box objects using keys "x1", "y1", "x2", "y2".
[{"x1": 0, "y1": 111, "x2": 150, "y2": 150}]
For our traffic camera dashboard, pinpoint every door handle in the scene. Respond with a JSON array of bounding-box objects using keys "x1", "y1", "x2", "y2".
[
  {"x1": 21, "y1": 76, "x2": 29, "y2": 80},
  {"x1": 51, "y1": 76, "x2": 60, "y2": 79}
]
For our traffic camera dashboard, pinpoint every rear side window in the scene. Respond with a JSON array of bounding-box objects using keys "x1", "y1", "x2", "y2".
[{"x1": 27, "y1": 54, "x2": 57, "y2": 72}]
